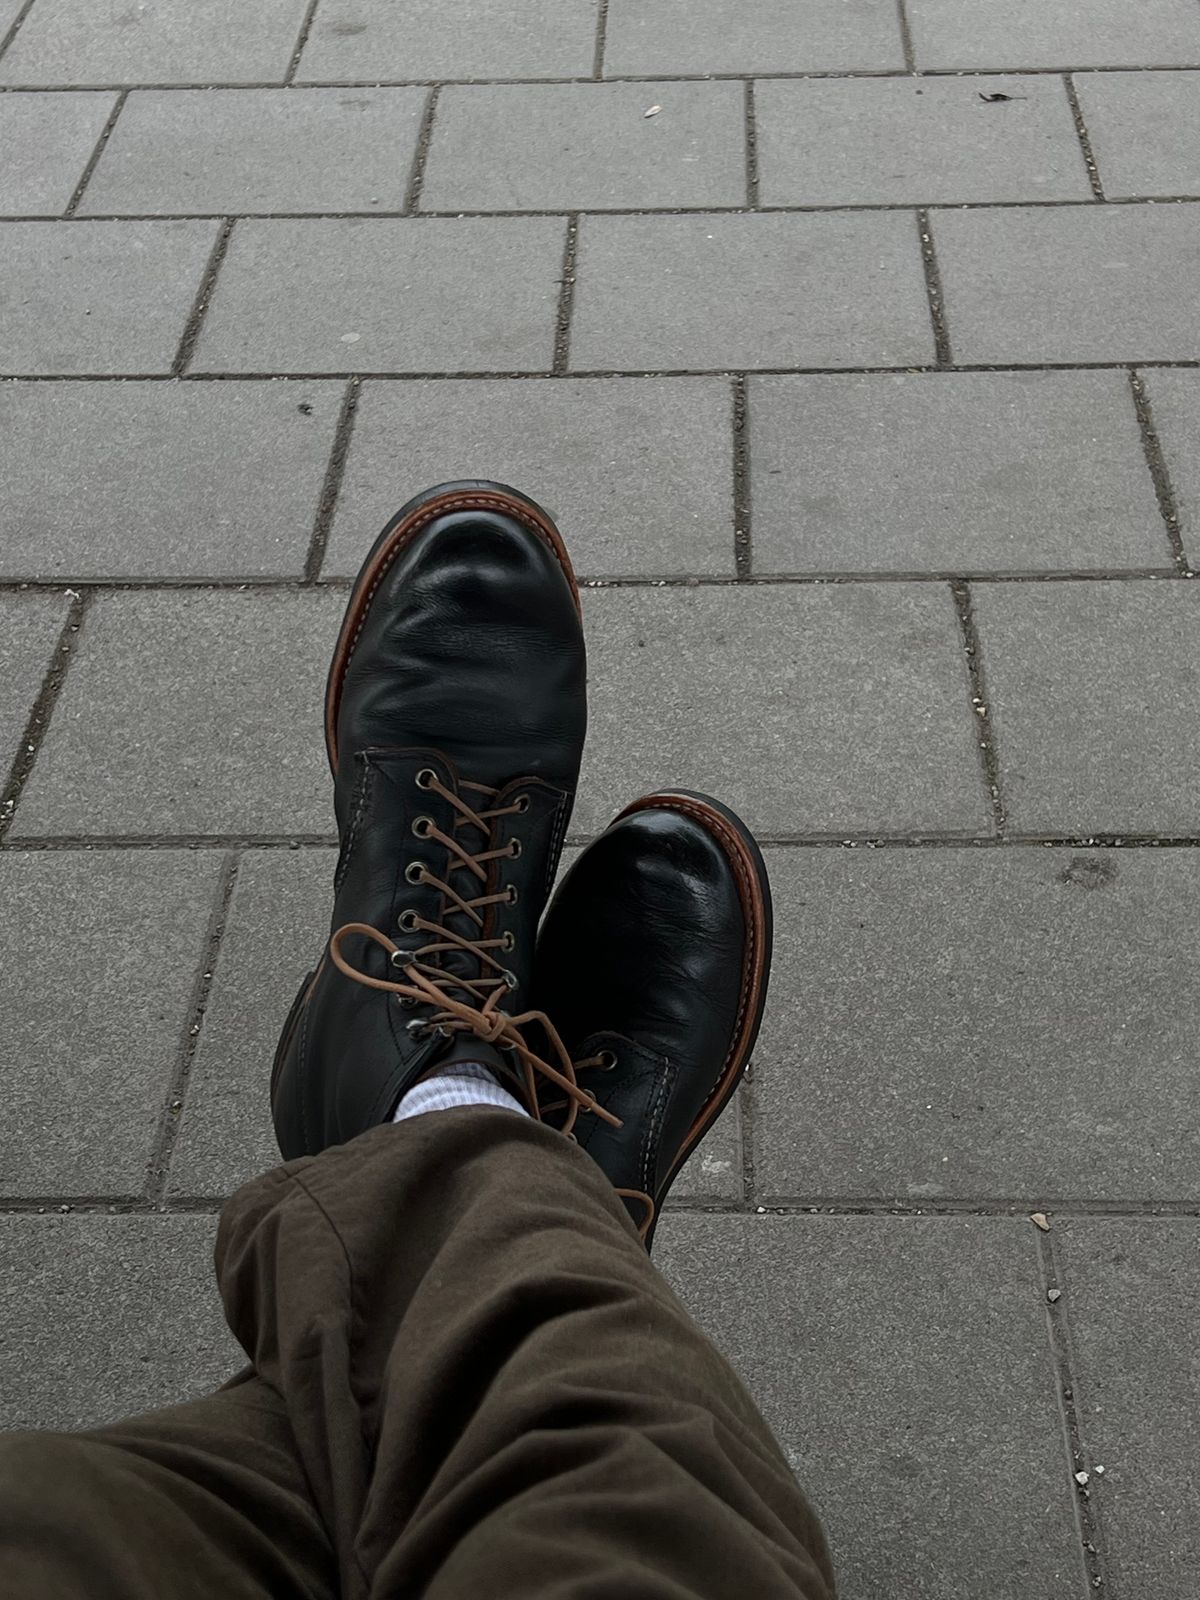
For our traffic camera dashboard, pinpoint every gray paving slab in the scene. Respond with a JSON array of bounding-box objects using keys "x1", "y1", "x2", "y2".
[
  {"x1": 296, "y1": 0, "x2": 598, "y2": 81},
  {"x1": 421, "y1": 81, "x2": 745, "y2": 212},
  {"x1": 13, "y1": 591, "x2": 341, "y2": 837},
  {"x1": 570, "y1": 212, "x2": 934, "y2": 371},
  {"x1": 0, "y1": 851, "x2": 220, "y2": 1196},
  {"x1": 1057, "y1": 1220, "x2": 1200, "y2": 1600},
  {"x1": 604, "y1": 0, "x2": 904, "y2": 74},
  {"x1": 753, "y1": 847, "x2": 1200, "y2": 1200},
  {"x1": 0, "y1": 0, "x2": 309, "y2": 85},
  {"x1": 668, "y1": 1092, "x2": 743, "y2": 1201},
  {"x1": 0, "y1": 90, "x2": 117, "y2": 214},
  {"x1": 974, "y1": 580, "x2": 1200, "y2": 833},
  {"x1": 575, "y1": 584, "x2": 987, "y2": 836},
  {"x1": 0, "y1": 218, "x2": 218, "y2": 375},
  {"x1": 0, "y1": 1215, "x2": 238, "y2": 1430},
  {"x1": 906, "y1": 0, "x2": 1200, "y2": 69},
  {"x1": 656, "y1": 1214, "x2": 1080, "y2": 1600},
  {"x1": 194, "y1": 217, "x2": 564, "y2": 374},
  {"x1": 1145, "y1": 369, "x2": 1200, "y2": 569},
  {"x1": 0, "y1": 594, "x2": 69, "y2": 780},
  {"x1": 81, "y1": 87, "x2": 427, "y2": 216},
  {"x1": 0, "y1": 0, "x2": 23, "y2": 35},
  {"x1": 323, "y1": 378, "x2": 735, "y2": 578},
  {"x1": 1075, "y1": 71, "x2": 1200, "y2": 199},
  {"x1": 749, "y1": 370, "x2": 1167, "y2": 574},
  {"x1": 0, "y1": 380, "x2": 343, "y2": 579},
  {"x1": 756, "y1": 76, "x2": 1089, "y2": 206},
  {"x1": 935, "y1": 203, "x2": 1200, "y2": 365},
  {"x1": 171, "y1": 849, "x2": 332, "y2": 1197}
]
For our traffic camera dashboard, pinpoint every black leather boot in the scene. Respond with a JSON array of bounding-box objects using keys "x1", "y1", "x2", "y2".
[
  {"x1": 272, "y1": 481, "x2": 605, "y2": 1160},
  {"x1": 532, "y1": 790, "x2": 772, "y2": 1247}
]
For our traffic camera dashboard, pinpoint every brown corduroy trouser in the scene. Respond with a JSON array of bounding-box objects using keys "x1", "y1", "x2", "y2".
[{"x1": 0, "y1": 1109, "x2": 835, "y2": 1600}]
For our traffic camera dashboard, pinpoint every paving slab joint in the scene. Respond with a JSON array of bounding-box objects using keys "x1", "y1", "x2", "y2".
[
  {"x1": 1036, "y1": 1228, "x2": 1111, "y2": 1597},
  {"x1": 404, "y1": 85, "x2": 441, "y2": 214},
  {"x1": 305, "y1": 376, "x2": 362, "y2": 582},
  {"x1": 915, "y1": 209, "x2": 952, "y2": 366},
  {"x1": 0, "y1": 0, "x2": 35, "y2": 65},
  {"x1": 950, "y1": 580, "x2": 1006, "y2": 833},
  {"x1": 172, "y1": 218, "x2": 236, "y2": 376},
  {"x1": 731, "y1": 375, "x2": 752, "y2": 578},
  {"x1": 63, "y1": 89, "x2": 129, "y2": 218},
  {"x1": 144, "y1": 852, "x2": 241, "y2": 1203},
  {"x1": 1128, "y1": 368, "x2": 1193, "y2": 575},
  {"x1": 743, "y1": 80, "x2": 760, "y2": 208},
  {"x1": 0, "y1": 592, "x2": 88, "y2": 846},
  {"x1": 738, "y1": 1073, "x2": 757, "y2": 1208},
  {"x1": 894, "y1": 0, "x2": 916, "y2": 72},
  {"x1": 286, "y1": 0, "x2": 322, "y2": 86},
  {"x1": 592, "y1": 0, "x2": 610, "y2": 79},
  {"x1": 1063, "y1": 75, "x2": 1106, "y2": 202},
  {"x1": 553, "y1": 214, "x2": 580, "y2": 375}
]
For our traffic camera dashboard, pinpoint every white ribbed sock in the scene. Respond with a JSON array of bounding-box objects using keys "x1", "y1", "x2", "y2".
[{"x1": 391, "y1": 1060, "x2": 529, "y2": 1124}]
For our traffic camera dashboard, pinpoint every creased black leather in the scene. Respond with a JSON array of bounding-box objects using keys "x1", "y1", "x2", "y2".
[
  {"x1": 272, "y1": 501, "x2": 585, "y2": 1161},
  {"x1": 533, "y1": 807, "x2": 759, "y2": 1227}
]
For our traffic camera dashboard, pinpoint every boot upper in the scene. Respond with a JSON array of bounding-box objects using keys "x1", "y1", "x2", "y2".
[{"x1": 273, "y1": 493, "x2": 586, "y2": 1161}]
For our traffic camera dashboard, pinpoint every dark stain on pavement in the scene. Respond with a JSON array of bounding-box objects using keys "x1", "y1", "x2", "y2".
[{"x1": 1057, "y1": 855, "x2": 1119, "y2": 891}]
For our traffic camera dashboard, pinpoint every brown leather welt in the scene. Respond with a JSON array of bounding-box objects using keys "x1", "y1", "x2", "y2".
[{"x1": 325, "y1": 489, "x2": 581, "y2": 771}]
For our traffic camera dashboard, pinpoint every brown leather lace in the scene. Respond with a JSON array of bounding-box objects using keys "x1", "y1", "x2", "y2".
[
  {"x1": 328, "y1": 770, "x2": 621, "y2": 1140},
  {"x1": 327, "y1": 771, "x2": 660, "y2": 1233},
  {"x1": 397, "y1": 772, "x2": 529, "y2": 1008}
]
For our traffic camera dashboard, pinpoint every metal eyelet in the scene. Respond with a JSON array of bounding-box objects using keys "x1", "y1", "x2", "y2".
[
  {"x1": 405, "y1": 861, "x2": 425, "y2": 885},
  {"x1": 506, "y1": 884, "x2": 519, "y2": 904},
  {"x1": 500, "y1": 931, "x2": 515, "y2": 952},
  {"x1": 508, "y1": 838, "x2": 522, "y2": 859},
  {"x1": 412, "y1": 815, "x2": 433, "y2": 838},
  {"x1": 502, "y1": 969, "x2": 519, "y2": 991},
  {"x1": 597, "y1": 1050, "x2": 619, "y2": 1072},
  {"x1": 514, "y1": 795, "x2": 530, "y2": 813},
  {"x1": 389, "y1": 949, "x2": 411, "y2": 969},
  {"x1": 398, "y1": 995, "x2": 418, "y2": 1009},
  {"x1": 397, "y1": 909, "x2": 419, "y2": 931},
  {"x1": 415, "y1": 768, "x2": 437, "y2": 790}
]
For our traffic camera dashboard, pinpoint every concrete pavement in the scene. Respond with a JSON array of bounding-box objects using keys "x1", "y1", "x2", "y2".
[{"x1": 1, "y1": 2, "x2": 1198, "y2": 1595}]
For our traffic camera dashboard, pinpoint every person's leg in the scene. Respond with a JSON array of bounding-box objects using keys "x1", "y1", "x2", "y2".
[
  {"x1": 0, "y1": 1102, "x2": 830, "y2": 1600},
  {"x1": 254, "y1": 480, "x2": 833, "y2": 1595},
  {"x1": 0, "y1": 481, "x2": 833, "y2": 1598},
  {"x1": 218, "y1": 1110, "x2": 835, "y2": 1600},
  {"x1": 0, "y1": 1374, "x2": 336, "y2": 1600},
  {"x1": 0, "y1": 479, "x2": 591, "y2": 1598}
]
